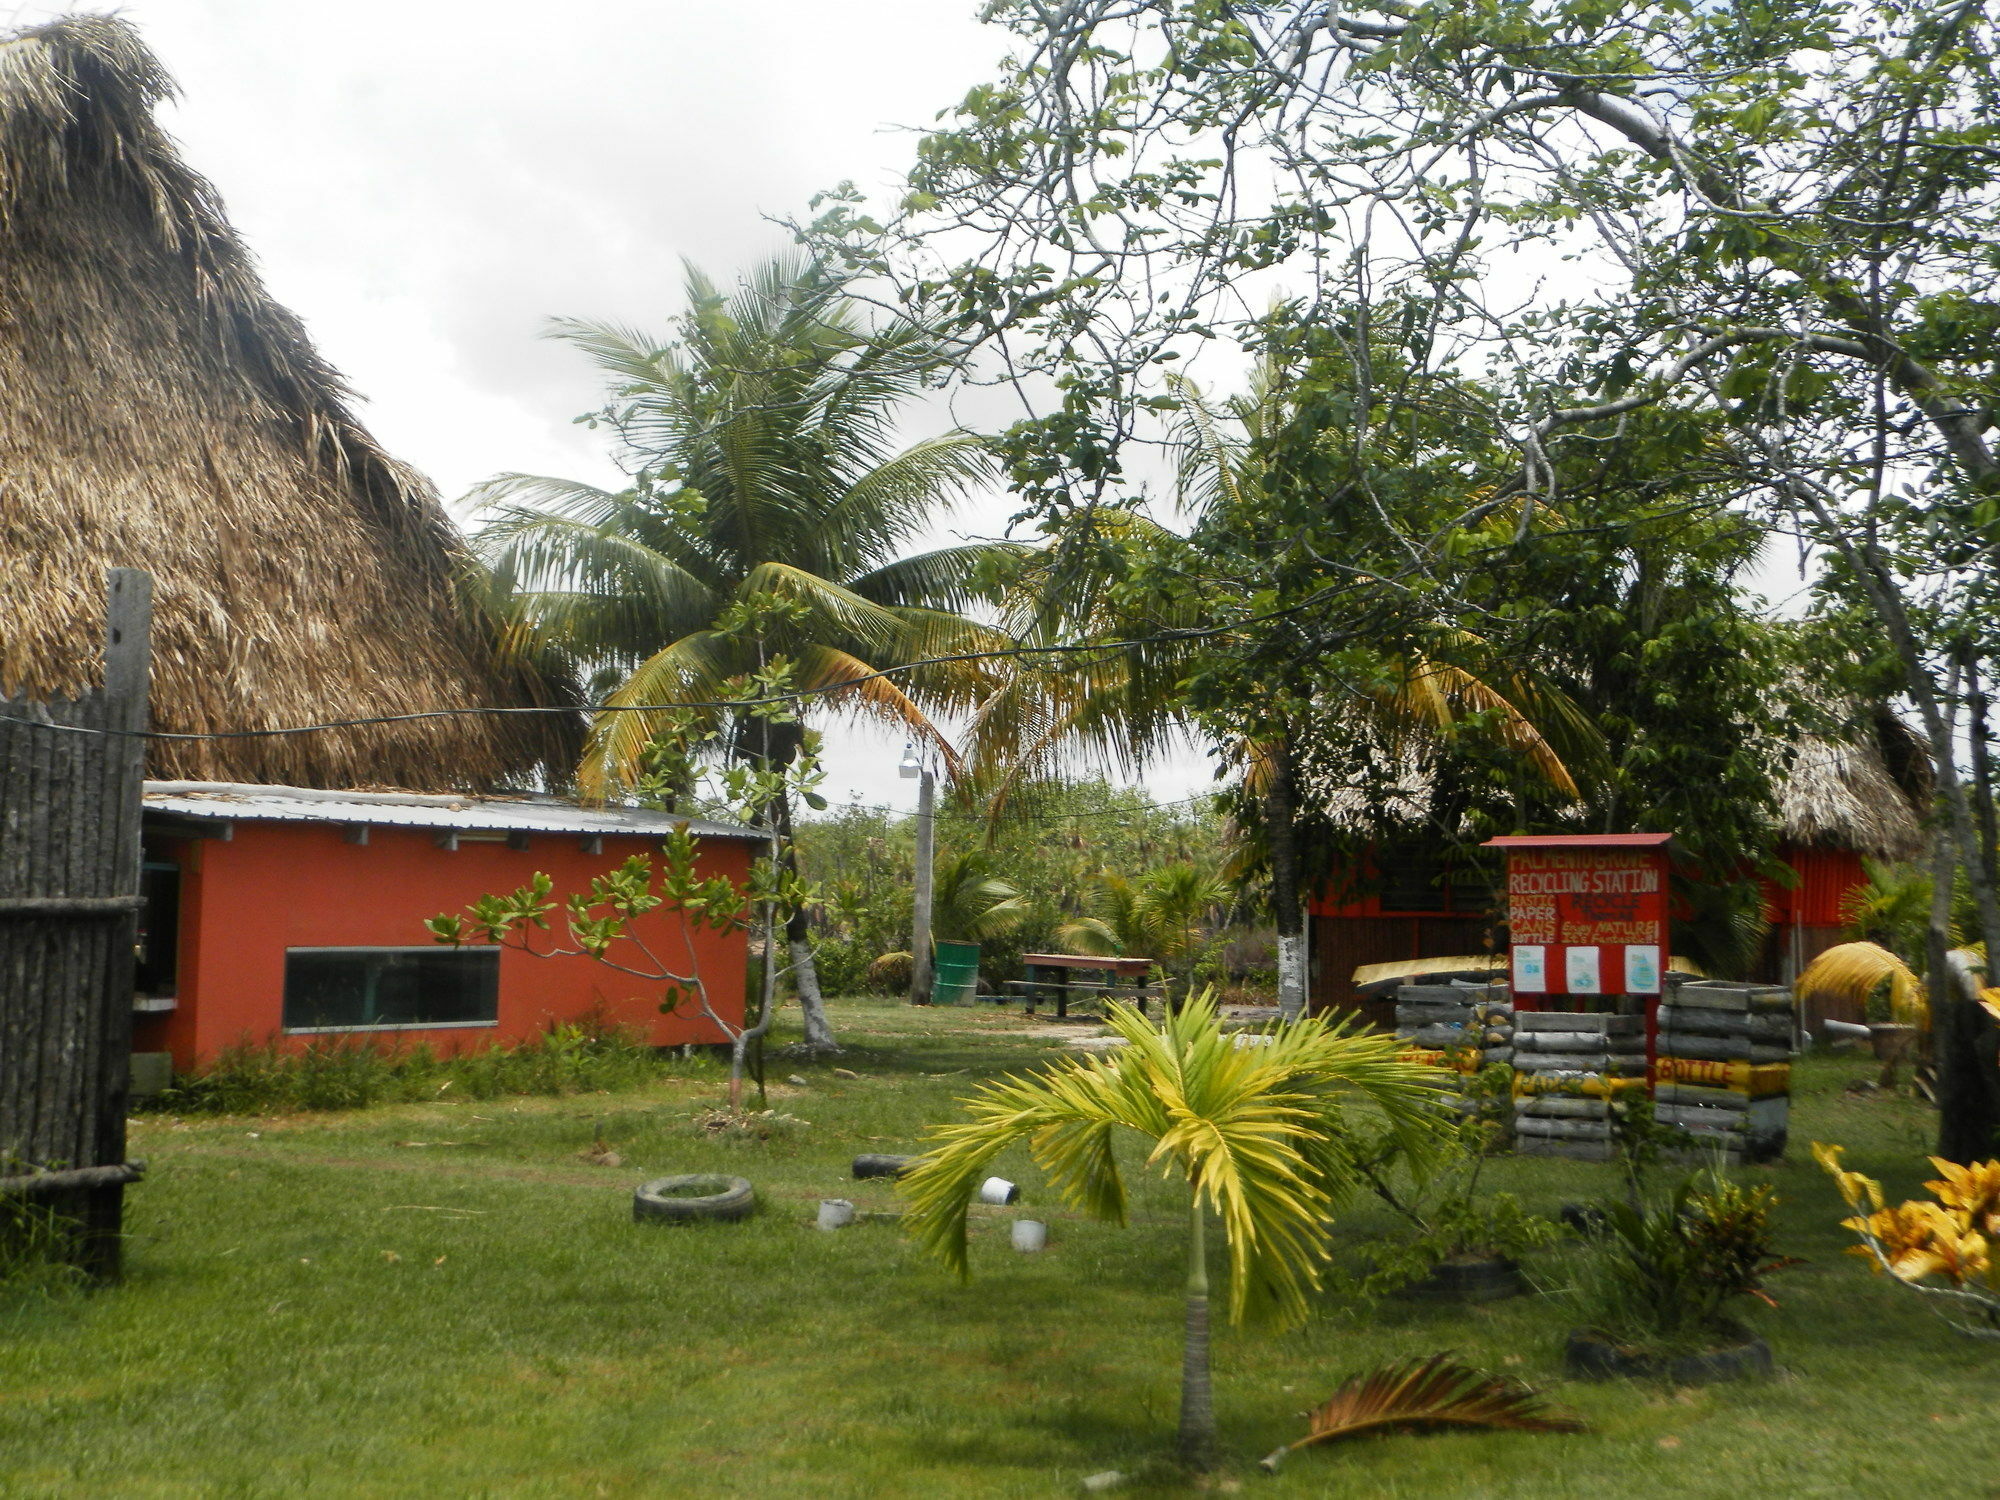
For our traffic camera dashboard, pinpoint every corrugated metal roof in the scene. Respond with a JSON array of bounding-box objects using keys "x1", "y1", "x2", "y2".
[{"x1": 141, "y1": 781, "x2": 767, "y2": 841}]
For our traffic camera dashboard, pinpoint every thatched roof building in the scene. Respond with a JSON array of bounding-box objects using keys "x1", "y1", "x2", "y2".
[
  {"x1": 1301, "y1": 699, "x2": 1929, "y2": 862},
  {"x1": 0, "y1": 16, "x2": 570, "y2": 790}
]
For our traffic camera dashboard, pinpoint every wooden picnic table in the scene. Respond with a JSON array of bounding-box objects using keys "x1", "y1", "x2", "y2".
[{"x1": 1008, "y1": 953, "x2": 1162, "y2": 1020}]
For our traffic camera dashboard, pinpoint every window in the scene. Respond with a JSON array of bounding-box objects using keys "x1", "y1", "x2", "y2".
[
  {"x1": 283, "y1": 948, "x2": 500, "y2": 1032},
  {"x1": 1377, "y1": 844, "x2": 1450, "y2": 912},
  {"x1": 136, "y1": 860, "x2": 181, "y2": 997}
]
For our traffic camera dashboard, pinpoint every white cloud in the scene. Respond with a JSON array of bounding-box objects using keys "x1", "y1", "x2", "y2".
[{"x1": 5, "y1": 0, "x2": 1218, "y2": 807}]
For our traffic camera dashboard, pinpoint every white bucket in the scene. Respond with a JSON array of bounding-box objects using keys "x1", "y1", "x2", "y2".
[
  {"x1": 817, "y1": 1198, "x2": 856, "y2": 1231},
  {"x1": 1011, "y1": 1219, "x2": 1048, "y2": 1253},
  {"x1": 978, "y1": 1176, "x2": 1020, "y2": 1206}
]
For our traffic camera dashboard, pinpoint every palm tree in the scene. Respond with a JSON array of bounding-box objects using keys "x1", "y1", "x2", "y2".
[
  {"x1": 929, "y1": 849, "x2": 1030, "y2": 943},
  {"x1": 901, "y1": 994, "x2": 1451, "y2": 1468},
  {"x1": 472, "y1": 255, "x2": 1024, "y2": 1051},
  {"x1": 1058, "y1": 862, "x2": 1230, "y2": 1000}
]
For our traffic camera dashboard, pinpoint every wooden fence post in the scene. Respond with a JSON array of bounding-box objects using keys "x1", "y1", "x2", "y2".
[{"x1": 0, "y1": 568, "x2": 150, "y2": 1281}]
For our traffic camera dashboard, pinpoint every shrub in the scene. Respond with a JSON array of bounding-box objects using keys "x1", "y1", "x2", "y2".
[
  {"x1": 1557, "y1": 1172, "x2": 1793, "y2": 1353},
  {"x1": 866, "y1": 951, "x2": 914, "y2": 994},
  {"x1": 809, "y1": 936, "x2": 875, "y2": 998},
  {"x1": 147, "y1": 1012, "x2": 678, "y2": 1115},
  {"x1": 1817, "y1": 1142, "x2": 2000, "y2": 1338}
]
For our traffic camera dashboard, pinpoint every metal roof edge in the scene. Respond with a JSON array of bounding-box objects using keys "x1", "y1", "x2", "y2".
[{"x1": 140, "y1": 781, "x2": 769, "y2": 841}]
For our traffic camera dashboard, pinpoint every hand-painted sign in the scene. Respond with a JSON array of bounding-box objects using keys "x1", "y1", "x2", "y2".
[{"x1": 1485, "y1": 835, "x2": 1671, "y2": 996}]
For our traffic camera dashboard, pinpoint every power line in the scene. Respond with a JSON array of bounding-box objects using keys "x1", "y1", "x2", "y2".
[
  {"x1": 826, "y1": 789, "x2": 1221, "y2": 824},
  {"x1": 0, "y1": 569, "x2": 1401, "y2": 744}
]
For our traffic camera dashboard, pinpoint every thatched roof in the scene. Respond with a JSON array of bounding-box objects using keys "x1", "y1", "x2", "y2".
[
  {"x1": 0, "y1": 16, "x2": 572, "y2": 790},
  {"x1": 1301, "y1": 699, "x2": 1930, "y2": 862},
  {"x1": 1775, "y1": 704, "x2": 1929, "y2": 861}
]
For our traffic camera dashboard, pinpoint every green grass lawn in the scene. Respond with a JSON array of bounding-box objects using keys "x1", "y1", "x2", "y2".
[{"x1": 1, "y1": 999, "x2": 1993, "y2": 1498}]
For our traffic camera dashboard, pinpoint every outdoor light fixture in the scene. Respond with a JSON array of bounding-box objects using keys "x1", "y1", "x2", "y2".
[{"x1": 898, "y1": 742, "x2": 921, "y2": 780}]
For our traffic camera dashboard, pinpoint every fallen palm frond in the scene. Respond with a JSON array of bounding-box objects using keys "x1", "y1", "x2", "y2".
[
  {"x1": 1982, "y1": 988, "x2": 2000, "y2": 1025},
  {"x1": 1257, "y1": 1353, "x2": 1586, "y2": 1472},
  {"x1": 1796, "y1": 941, "x2": 1925, "y2": 1028}
]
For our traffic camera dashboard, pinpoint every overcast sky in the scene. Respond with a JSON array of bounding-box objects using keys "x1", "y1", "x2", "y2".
[{"x1": 5, "y1": 0, "x2": 1218, "y2": 810}]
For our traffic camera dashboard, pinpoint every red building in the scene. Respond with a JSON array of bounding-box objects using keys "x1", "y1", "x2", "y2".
[
  {"x1": 1306, "y1": 706, "x2": 1929, "y2": 1027},
  {"x1": 136, "y1": 783, "x2": 763, "y2": 1072}
]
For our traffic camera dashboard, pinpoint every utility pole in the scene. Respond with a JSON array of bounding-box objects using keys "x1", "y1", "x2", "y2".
[{"x1": 902, "y1": 745, "x2": 935, "y2": 1006}]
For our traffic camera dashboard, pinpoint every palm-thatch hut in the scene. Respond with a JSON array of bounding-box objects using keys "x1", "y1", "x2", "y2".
[
  {"x1": 1302, "y1": 702, "x2": 1930, "y2": 1020},
  {"x1": 0, "y1": 15, "x2": 569, "y2": 790}
]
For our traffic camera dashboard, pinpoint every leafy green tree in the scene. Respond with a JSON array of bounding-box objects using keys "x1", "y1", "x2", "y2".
[
  {"x1": 901, "y1": 995, "x2": 1451, "y2": 1468},
  {"x1": 985, "y1": 328, "x2": 1590, "y2": 1016},
  {"x1": 472, "y1": 255, "x2": 1023, "y2": 1052},
  {"x1": 821, "y1": 0, "x2": 2000, "y2": 1156}
]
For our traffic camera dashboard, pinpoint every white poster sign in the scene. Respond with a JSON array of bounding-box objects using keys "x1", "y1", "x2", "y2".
[
  {"x1": 1512, "y1": 945, "x2": 1547, "y2": 993},
  {"x1": 1565, "y1": 945, "x2": 1602, "y2": 995},
  {"x1": 1624, "y1": 944, "x2": 1662, "y2": 995}
]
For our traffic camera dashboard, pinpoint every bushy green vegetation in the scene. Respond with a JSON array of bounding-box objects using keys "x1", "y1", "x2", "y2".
[
  {"x1": 4, "y1": 1002, "x2": 1992, "y2": 1496},
  {"x1": 796, "y1": 779, "x2": 1260, "y2": 995},
  {"x1": 143, "y1": 1016, "x2": 689, "y2": 1117}
]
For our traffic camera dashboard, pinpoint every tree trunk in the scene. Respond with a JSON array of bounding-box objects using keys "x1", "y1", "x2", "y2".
[
  {"x1": 909, "y1": 767, "x2": 936, "y2": 1006},
  {"x1": 729, "y1": 898, "x2": 782, "y2": 1111},
  {"x1": 1177, "y1": 1196, "x2": 1217, "y2": 1470},
  {"x1": 761, "y1": 736, "x2": 841, "y2": 1057},
  {"x1": 1783, "y1": 493, "x2": 2000, "y2": 1160},
  {"x1": 1964, "y1": 650, "x2": 2000, "y2": 904},
  {"x1": 788, "y1": 930, "x2": 839, "y2": 1053},
  {"x1": 1265, "y1": 733, "x2": 1308, "y2": 1019}
]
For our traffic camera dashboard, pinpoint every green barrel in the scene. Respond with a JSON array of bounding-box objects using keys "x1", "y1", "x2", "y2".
[{"x1": 931, "y1": 940, "x2": 982, "y2": 1006}]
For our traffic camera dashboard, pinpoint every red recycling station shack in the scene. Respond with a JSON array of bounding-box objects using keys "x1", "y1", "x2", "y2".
[{"x1": 1481, "y1": 834, "x2": 1672, "y2": 1031}]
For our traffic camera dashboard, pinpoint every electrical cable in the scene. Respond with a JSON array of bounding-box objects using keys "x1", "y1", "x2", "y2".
[{"x1": 0, "y1": 569, "x2": 1398, "y2": 744}]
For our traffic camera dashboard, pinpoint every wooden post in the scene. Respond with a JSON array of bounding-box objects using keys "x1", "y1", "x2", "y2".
[
  {"x1": 0, "y1": 569, "x2": 149, "y2": 1282},
  {"x1": 908, "y1": 768, "x2": 935, "y2": 1007}
]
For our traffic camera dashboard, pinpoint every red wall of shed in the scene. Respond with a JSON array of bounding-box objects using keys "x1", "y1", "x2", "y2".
[
  {"x1": 134, "y1": 822, "x2": 752, "y2": 1070},
  {"x1": 1765, "y1": 844, "x2": 1866, "y2": 928}
]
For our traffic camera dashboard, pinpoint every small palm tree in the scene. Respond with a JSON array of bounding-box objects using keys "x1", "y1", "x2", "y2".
[
  {"x1": 930, "y1": 850, "x2": 1029, "y2": 943},
  {"x1": 1059, "y1": 863, "x2": 1231, "y2": 1000},
  {"x1": 902, "y1": 994, "x2": 1451, "y2": 1468}
]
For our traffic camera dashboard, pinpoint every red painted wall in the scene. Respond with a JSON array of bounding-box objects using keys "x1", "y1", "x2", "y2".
[
  {"x1": 1764, "y1": 844, "x2": 1866, "y2": 928},
  {"x1": 134, "y1": 822, "x2": 753, "y2": 1070}
]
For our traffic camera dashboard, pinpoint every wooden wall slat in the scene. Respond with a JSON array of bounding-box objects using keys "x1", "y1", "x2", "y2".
[{"x1": 0, "y1": 570, "x2": 149, "y2": 1279}]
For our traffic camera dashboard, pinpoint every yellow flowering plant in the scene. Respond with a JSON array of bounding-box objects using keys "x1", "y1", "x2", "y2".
[{"x1": 1814, "y1": 1142, "x2": 2000, "y2": 1340}]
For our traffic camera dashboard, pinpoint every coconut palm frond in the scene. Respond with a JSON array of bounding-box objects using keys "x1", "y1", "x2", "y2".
[
  {"x1": 846, "y1": 540, "x2": 1032, "y2": 613},
  {"x1": 793, "y1": 643, "x2": 964, "y2": 779},
  {"x1": 1387, "y1": 660, "x2": 1580, "y2": 799},
  {"x1": 1055, "y1": 915, "x2": 1126, "y2": 956},
  {"x1": 931, "y1": 850, "x2": 1029, "y2": 943},
  {"x1": 577, "y1": 631, "x2": 740, "y2": 799},
  {"x1": 477, "y1": 513, "x2": 721, "y2": 654},
  {"x1": 1796, "y1": 941, "x2": 1926, "y2": 1028},
  {"x1": 821, "y1": 431, "x2": 998, "y2": 562},
  {"x1": 1258, "y1": 1354, "x2": 1586, "y2": 1472}
]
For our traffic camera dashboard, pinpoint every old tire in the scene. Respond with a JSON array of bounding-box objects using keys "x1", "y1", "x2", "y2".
[
  {"x1": 1398, "y1": 1255, "x2": 1526, "y2": 1303},
  {"x1": 1563, "y1": 1328, "x2": 1773, "y2": 1383},
  {"x1": 852, "y1": 1153, "x2": 916, "y2": 1180},
  {"x1": 633, "y1": 1174, "x2": 756, "y2": 1224}
]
